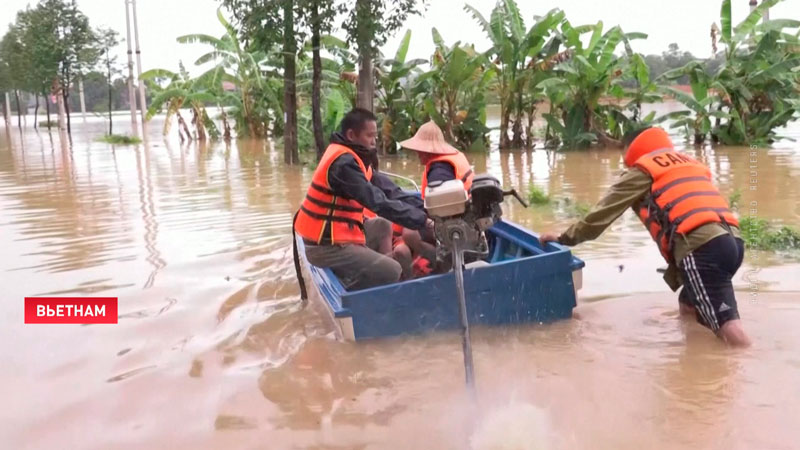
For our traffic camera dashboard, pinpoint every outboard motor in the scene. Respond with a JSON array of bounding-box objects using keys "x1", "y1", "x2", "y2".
[
  {"x1": 424, "y1": 174, "x2": 529, "y2": 263},
  {"x1": 422, "y1": 174, "x2": 527, "y2": 392}
]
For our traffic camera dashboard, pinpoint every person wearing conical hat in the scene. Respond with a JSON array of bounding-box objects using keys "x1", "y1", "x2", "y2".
[
  {"x1": 540, "y1": 127, "x2": 750, "y2": 347},
  {"x1": 398, "y1": 121, "x2": 475, "y2": 268}
]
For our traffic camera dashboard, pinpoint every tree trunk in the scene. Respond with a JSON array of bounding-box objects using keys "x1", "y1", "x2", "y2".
[
  {"x1": 356, "y1": 47, "x2": 374, "y2": 112},
  {"x1": 64, "y1": 87, "x2": 72, "y2": 134},
  {"x1": 283, "y1": 0, "x2": 299, "y2": 165},
  {"x1": 190, "y1": 107, "x2": 206, "y2": 141},
  {"x1": 45, "y1": 92, "x2": 52, "y2": 128},
  {"x1": 220, "y1": 105, "x2": 231, "y2": 141},
  {"x1": 34, "y1": 96, "x2": 40, "y2": 129},
  {"x1": 511, "y1": 116, "x2": 523, "y2": 148},
  {"x1": 176, "y1": 110, "x2": 191, "y2": 142},
  {"x1": 310, "y1": 0, "x2": 325, "y2": 160},
  {"x1": 62, "y1": 68, "x2": 72, "y2": 135},
  {"x1": 500, "y1": 106, "x2": 511, "y2": 149},
  {"x1": 511, "y1": 88, "x2": 524, "y2": 148},
  {"x1": 525, "y1": 104, "x2": 536, "y2": 149},
  {"x1": 14, "y1": 90, "x2": 22, "y2": 128}
]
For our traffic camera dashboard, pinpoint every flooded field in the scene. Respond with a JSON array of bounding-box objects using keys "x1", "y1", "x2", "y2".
[{"x1": 2, "y1": 110, "x2": 799, "y2": 449}]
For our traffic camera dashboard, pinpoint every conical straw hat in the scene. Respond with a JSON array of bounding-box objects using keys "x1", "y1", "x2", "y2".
[{"x1": 399, "y1": 121, "x2": 460, "y2": 155}]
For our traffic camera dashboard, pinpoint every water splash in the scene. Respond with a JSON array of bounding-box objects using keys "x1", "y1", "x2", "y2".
[{"x1": 470, "y1": 402, "x2": 551, "y2": 450}]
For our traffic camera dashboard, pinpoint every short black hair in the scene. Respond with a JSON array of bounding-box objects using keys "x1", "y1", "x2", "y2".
[
  {"x1": 340, "y1": 108, "x2": 377, "y2": 135},
  {"x1": 622, "y1": 126, "x2": 654, "y2": 148}
]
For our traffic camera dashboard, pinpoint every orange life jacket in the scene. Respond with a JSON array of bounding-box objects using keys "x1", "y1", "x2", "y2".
[
  {"x1": 295, "y1": 143, "x2": 373, "y2": 245},
  {"x1": 633, "y1": 149, "x2": 738, "y2": 262},
  {"x1": 420, "y1": 152, "x2": 474, "y2": 198}
]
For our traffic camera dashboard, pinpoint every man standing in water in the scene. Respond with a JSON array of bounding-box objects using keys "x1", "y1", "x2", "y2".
[
  {"x1": 294, "y1": 108, "x2": 432, "y2": 291},
  {"x1": 540, "y1": 127, "x2": 751, "y2": 347}
]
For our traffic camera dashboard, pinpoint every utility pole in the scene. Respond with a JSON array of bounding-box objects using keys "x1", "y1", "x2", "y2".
[
  {"x1": 131, "y1": 0, "x2": 148, "y2": 130},
  {"x1": 124, "y1": 0, "x2": 139, "y2": 137},
  {"x1": 79, "y1": 79, "x2": 87, "y2": 122},
  {"x1": 4, "y1": 93, "x2": 10, "y2": 126}
]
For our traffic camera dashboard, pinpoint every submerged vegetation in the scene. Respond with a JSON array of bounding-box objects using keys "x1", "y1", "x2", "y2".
[
  {"x1": 740, "y1": 217, "x2": 800, "y2": 252},
  {"x1": 97, "y1": 134, "x2": 142, "y2": 145},
  {"x1": 528, "y1": 185, "x2": 551, "y2": 205}
]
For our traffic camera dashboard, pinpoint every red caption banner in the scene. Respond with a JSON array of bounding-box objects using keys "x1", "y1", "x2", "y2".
[{"x1": 24, "y1": 297, "x2": 118, "y2": 324}]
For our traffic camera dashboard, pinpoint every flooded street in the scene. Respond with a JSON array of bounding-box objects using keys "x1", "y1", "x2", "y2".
[{"x1": 2, "y1": 111, "x2": 800, "y2": 449}]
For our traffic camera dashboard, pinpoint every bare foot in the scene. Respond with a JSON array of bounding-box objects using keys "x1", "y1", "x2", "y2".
[{"x1": 719, "y1": 320, "x2": 751, "y2": 347}]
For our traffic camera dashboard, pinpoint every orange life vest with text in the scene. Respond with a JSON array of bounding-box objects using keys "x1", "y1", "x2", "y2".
[
  {"x1": 295, "y1": 143, "x2": 373, "y2": 245},
  {"x1": 633, "y1": 149, "x2": 738, "y2": 262}
]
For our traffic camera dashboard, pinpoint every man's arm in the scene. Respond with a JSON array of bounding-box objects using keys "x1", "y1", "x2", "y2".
[
  {"x1": 555, "y1": 168, "x2": 652, "y2": 246},
  {"x1": 370, "y1": 171, "x2": 423, "y2": 209},
  {"x1": 328, "y1": 155, "x2": 427, "y2": 230}
]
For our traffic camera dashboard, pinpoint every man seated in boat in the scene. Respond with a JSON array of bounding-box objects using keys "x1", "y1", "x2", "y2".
[
  {"x1": 398, "y1": 121, "x2": 475, "y2": 273},
  {"x1": 539, "y1": 127, "x2": 750, "y2": 347},
  {"x1": 362, "y1": 181, "x2": 423, "y2": 281},
  {"x1": 294, "y1": 108, "x2": 433, "y2": 290}
]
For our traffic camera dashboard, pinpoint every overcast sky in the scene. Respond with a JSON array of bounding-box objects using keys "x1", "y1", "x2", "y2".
[{"x1": 2, "y1": 0, "x2": 799, "y2": 77}]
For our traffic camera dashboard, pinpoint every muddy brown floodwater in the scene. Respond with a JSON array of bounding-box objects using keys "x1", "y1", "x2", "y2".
[{"x1": 2, "y1": 110, "x2": 799, "y2": 449}]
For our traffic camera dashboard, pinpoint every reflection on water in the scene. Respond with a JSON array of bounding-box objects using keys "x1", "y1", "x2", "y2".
[{"x1": 1, "y1": 111, "x2": 799, "y2": 449}]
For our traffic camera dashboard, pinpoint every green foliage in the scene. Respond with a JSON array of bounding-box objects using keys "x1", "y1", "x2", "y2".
[
  {"x1": 527, "y1": 185, "x2": 551, "y2": 205},
  {"x1": 424, "y1": 32, "x2": 492, "y2": 150},
  {"x1": 141, "y1": 63, "x2": 219, "y2": 141},
  {"x1": 740, "y1": 217, "x2": 800, "y2": 251},
  {"x1": 97, "y1": 134, "x2": 142, "y2": 145},
  {"x1": 342, "y1": 0, "x2": 428, "y2": 52},
  {"x1": 375, "y1": 29, "x2": 427, "y2": 153},
  {"x1": 178, "y1": 8, "x2": 280, "y2": 137},
  {"x1": 465, "y1": 1, "x2": 565, "y2": 149},
  {"x1": 728, "y1": 188, "x2": 742, "y2": 211},
  {"x1": 659, "y1": 0, "x2": 800, "y2": 145},
  {"x1": 557, "y1": 197, "x2": 592, "y2": 218}
]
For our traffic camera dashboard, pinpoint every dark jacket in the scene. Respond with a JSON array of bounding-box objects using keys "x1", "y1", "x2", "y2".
[
  {"x1": 327, "y1": 133, "x2": 427, "y2": 230},
  {"x1": 425, "y1": 161, "x2": 457, "y2": 185}
]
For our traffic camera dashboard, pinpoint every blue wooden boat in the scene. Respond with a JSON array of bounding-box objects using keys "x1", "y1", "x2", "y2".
[{"x1": 296, "y1": 219, "x2": 585, "y2": 341}]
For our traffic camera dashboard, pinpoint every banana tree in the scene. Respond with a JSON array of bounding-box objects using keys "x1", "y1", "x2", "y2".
[
  {"x1": 176, "y1": 8, "x2": 279, "y2": 138},
  {"x1": 541, "y1": 20, "x2": 647, "y2": 148},
  {"x1": 659, "y1": 60, "x2": 730, "y2": 144},
  {"x1": 713, "y1": 0, "x2": 800, "y2": 144},
  {"x1": 424, "y1": 29, "x2": 493, "y2": 151},
  {"x1": 663, "y1": 0, "x2": 800, "y2": 145},
  {"x1": 375, "y1": 29, "x2": 427, "y2": 153},
  {"x1": 465, "y1": 0, "x2": 565, "y2": 149},
  {"x1": 141, "y1": 64, "x2": 219, "y2": 142}
]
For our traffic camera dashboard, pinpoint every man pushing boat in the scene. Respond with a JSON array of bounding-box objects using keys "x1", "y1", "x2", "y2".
[{"x1": 540, "y1": 127, "x2": 751, "y2": 347}]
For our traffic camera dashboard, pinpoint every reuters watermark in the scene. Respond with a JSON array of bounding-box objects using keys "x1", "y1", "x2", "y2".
[
  {"x1": 744, "y1": 144, "x2": 760, "y2": 303},
  {"x1": 24, "y1": 297, "x2": 118, "y2": 324}
]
